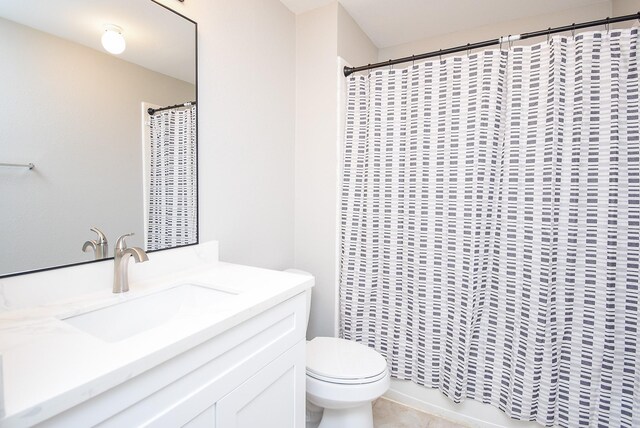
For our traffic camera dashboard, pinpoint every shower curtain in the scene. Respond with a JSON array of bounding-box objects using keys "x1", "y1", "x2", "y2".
[
  {"x1": 340, "y1": 28, "x2": 639, "y2": 427},
  {"x1": 147, "y1": 105, "x2": 197, "y2": 250}
]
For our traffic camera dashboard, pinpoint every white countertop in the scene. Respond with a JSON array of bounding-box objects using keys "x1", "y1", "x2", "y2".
[{"x1": 0, "y1": 259, "x2": 313, "y2": 427}]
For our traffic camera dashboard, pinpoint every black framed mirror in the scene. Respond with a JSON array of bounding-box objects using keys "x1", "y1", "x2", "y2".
[{"x1": 0, "y1": 0, "x2": 197, "y2": 277}]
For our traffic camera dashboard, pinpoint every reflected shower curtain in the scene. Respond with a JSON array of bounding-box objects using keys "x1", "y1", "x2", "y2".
[
  {"x1": 147, "y1": 105, "x2": 197, "y2": 250},
  {"x1": 340, "y1": 28, "x2": 639, "y2": 427}
]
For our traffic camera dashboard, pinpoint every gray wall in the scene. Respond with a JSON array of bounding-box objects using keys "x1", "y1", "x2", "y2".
[{"x1": 0, "y1": 17, "x2": 194, "y2": 275}]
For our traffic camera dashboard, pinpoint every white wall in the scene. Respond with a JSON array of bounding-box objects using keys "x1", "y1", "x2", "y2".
[
  {"x1": 295, "y1": 3, "x2": 339, "y2": 339},
  {"x1": 0, "y1": 17, "x2": 194, "y2": 275},
  {"x1": 379, "y1": 2, "x2": 613, "y2": 61},
  {"x1": 294, "y1": 2, "x2": 377, "y2": 339},
  {"x1": 613, "y1": 0, "x2": 639, "y2": 16},
  {"x1": 154, "y1": 0, "x2": 297, "y2": 270},
  {"x1": 337, "y1": 4, "x2": 379, "y2": 66}
]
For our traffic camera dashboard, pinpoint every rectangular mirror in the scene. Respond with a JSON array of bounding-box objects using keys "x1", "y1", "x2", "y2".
[{"x1": 0, "y1": 0, "x2": 197, "y2": 277}]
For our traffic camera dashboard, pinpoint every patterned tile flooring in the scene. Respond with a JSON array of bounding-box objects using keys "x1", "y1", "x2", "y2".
[{"x1": 373, "y1": 398, "x2": 468, "y2": 428}]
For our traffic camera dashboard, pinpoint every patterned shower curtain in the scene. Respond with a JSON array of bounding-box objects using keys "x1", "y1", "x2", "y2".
[
  {"x1": 147, "y1": 105, "x2": 197, "y2": 250},
  {"x1": 340, "y1": 28, "x2": 639, "y2": 427}
]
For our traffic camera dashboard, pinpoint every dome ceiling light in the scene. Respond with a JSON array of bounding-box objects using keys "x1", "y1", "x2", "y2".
[{"x1": 101, "y1": 24, "x2": 126, "y2": 55}]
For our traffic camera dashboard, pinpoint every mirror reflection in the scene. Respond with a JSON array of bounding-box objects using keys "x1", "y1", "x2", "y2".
[{"x1": 0, "y1": 0, "x2": 197, "y2": 277}]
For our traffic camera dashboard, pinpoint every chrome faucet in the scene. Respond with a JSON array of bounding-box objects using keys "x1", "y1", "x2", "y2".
[
  {"x1": 82, "y1": 227, "x2": 109, "y2": 260},
  {"x1": 113, "y1": 233, "x2": 148, "y2": 293}
]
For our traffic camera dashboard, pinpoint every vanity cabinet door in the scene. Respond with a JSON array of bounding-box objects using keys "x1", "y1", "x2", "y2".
[{"x1": 216, "y1": 340, "x2": 305, "y2": 428}]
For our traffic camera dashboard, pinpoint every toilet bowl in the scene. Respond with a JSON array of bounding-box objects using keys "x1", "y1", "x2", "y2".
[
  {"x1": 284, "y1": 269, "x2": 390, "y2": 428},
  {"x1": 306, "y1": 337, "x2": 390, "y2": 428}
]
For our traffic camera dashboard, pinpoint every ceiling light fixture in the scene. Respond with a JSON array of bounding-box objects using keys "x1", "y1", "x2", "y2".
[{"x1": 101, "y1": 24, "x2": 126, "y2": 55}]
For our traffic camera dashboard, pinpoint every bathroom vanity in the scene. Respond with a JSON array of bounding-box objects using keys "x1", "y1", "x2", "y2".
[
  {"x1": 0, "y1": 242, "x2": 312, "y2": 427},
  {"x1": 0, "y1": 2, "x2": 312, "y2": 424}
]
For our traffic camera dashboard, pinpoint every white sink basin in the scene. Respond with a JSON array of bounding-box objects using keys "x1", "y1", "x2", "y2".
[{"x1": 62, "y1": 284, "x2": 236, "y2": 342}]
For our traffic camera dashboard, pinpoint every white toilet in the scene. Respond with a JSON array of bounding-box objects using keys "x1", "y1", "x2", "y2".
[
  {"x1": 285, "y1": 269, "x2": 390, "y2": 428},
  {"x1": 306, "y1": 336, "x2": 390, "y2": 428}
]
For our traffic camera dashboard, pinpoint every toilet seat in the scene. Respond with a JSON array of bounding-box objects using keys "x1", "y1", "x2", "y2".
[
  {"x1": 306, "y1": 337, "x2": 388, "y2": 385},
  {"x1": 306, "y1": 368, "x2": 388, "y2": 385}
]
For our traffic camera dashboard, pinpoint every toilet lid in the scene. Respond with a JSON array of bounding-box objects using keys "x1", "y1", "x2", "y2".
[{"x1": 306, "y1": 337, "x2": 388, "y2": 384}]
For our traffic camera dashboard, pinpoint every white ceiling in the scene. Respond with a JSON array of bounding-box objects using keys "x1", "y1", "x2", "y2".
[
  {"x1": 279, "y1": 0, "x2": 611, "y2": 48},
  {"x1": 0, "y1": 0, "x2": 195, "y2": 84}
]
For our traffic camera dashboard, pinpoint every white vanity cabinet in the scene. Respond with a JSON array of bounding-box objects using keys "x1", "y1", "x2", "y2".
[
  {"x1": 192, "y1": 342, "x2": 304, "y2": 428},
  {"x1": 36, "y1": 293, "x2": 307, "y2": 428}
]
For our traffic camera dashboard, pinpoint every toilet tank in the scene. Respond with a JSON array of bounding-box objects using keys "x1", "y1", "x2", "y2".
[{"x1": 284, "y1": 269, "x2": 313, "y2": 327}]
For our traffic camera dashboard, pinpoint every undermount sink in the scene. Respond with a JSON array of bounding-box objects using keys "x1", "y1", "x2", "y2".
[{"x1": 61, "y1": 284, "x2": 236, "y2": 342}]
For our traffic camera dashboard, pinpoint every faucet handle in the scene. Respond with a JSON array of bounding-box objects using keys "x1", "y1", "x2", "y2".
[
  {"x1": 115, "y1": 233, "x2": 135, "y2": 251},
  {"x1": 90, "y1": 227, "x2": 108, "y2": 244}
]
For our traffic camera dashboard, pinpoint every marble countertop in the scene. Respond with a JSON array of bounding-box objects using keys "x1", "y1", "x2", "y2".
[{"x1": 0, "y1": 259, "x2": 313, "y2": 427}]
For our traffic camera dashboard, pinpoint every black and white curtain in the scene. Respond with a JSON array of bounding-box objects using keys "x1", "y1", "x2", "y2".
[
  {"x1": 340, "y1": 28, "x2": 639, "y2": 427},
  {"x1": 147, "y1": 105, "x2": 197, "y2": 250}
]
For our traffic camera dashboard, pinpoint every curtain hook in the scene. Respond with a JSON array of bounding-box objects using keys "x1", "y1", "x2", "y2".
[
  {"x1": 605, "y1": 17, "x2": 610, "y2": 34},
  {"x1": 571, "y1": 23, "x2": 576, "y2": 39},
  {"x1": 388, "y1": 59, "x2": 393, "y2": 71},
  {"x1": 547, "y1": 27, "x2": 551, "y2": 44},
  {"x1": 499, "y1": 37, "x2": 503, "y2": 51},
  {"x1": 508, "y1": 35, "x2": 513, "y2": 50},
  {"x1": 412, "y1": 55, "x2": 416, "y2": 67},
  {"x1": 439, "y1": 49, "x2": 442, "y2": 63},
  {"x1": 466, "y1": 43, "x2": 471, "y2": 58}
]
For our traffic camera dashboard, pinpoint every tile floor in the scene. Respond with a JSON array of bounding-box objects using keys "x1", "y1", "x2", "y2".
[
  {"x1": 373, "y1": 397, "x2": 468, "y2": 428},
  {"x1": 306, "y1": 397, "x2": 467, "y2": 428}
]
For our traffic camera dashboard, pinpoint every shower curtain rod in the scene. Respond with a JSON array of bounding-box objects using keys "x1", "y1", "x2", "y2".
[
  {"x1": 343, "y1": 12, "x2": 640, "y2": 77},
  {"x1": 147, "y1": 101, "x2": 196, "y2": 115}
]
